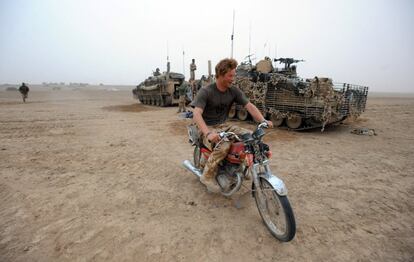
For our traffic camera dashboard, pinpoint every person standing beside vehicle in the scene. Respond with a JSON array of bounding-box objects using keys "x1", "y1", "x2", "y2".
[
  {"x1": 177, "y1": 81, "x2": 189, "y2": 113},
  {"x1": 190, "y1": 58, "x2": 273, "y2": 193},
  {"x1": 189, "y1": 59, "x2": 197, "y2": 98}
]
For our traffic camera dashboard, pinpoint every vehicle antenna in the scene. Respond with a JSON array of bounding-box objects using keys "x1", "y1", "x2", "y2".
[
  {"x1": 166, "y1": 41, "x2": 169, "y2": 62},
  {"x1": 248, "y1": 21, "x2": 251, "y2": 60},
  {"x1": 275, "y1": 43, "x2": 278, "y2": 59},
  {"x1": 182, "y1": 46, "x2": 185, "y2": 78},
  {"x1": 268, "y1": 43, "x2": 271, "y2": 57},
  {"x1": 231, "y1": 9, "x2": 235, "y2": 58}
]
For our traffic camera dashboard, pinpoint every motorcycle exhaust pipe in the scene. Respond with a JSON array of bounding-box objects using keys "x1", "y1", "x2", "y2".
[{"x1": 183, "y1": 160, "x2": 202, "y2": 178}]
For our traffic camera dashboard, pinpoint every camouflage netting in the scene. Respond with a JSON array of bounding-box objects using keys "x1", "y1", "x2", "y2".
[
  {"x1": 307, "y1": 77, "x2": 346, "y2": 131},
  {"x1": 233, "y1": 68, "x2": 368, "y2": 131},
  {"x1": 234, "y1": 77, "x2": 267, "y2": 113}
]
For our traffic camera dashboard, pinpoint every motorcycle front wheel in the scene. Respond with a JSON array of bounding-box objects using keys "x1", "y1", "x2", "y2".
[{"x1": 253, "y1": 177, "x2": 296, "y2": 242}]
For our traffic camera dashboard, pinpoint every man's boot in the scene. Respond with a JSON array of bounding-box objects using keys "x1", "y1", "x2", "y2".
[
  {"x1": 200, "y1": 175, "x2": 221, "y2": 193},
  {"x1": 199, "y1": 137, "x2": 232, "y2": 194}
]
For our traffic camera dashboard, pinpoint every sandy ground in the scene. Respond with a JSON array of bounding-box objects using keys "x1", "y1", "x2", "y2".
[{"x1": 0, "y1": 88, "x2": 413, "y2": 262}]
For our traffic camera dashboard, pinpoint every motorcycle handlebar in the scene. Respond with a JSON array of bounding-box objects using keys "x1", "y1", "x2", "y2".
[
  {"x1": 218, "y1": 131, "x2": 239, "y2": 140},
  {"x1": 258, "y1": 121, "x2": 269, "y2": 129}
]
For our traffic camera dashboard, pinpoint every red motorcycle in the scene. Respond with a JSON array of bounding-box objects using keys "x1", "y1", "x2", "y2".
[{"x1": 183, "y1": 122, "x2": 296, "y2": 242}]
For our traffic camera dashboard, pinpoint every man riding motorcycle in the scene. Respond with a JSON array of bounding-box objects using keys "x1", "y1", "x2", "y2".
[{"x1": 191, "y1": 58, "x2": 273, "y2": 193}]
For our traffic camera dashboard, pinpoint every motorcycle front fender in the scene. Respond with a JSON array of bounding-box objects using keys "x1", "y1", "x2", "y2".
[
  {"x1": 258, "y1": 172, "x2": 288, "y2": 196},
  {"x1": 251, "y1": 163, "x2": 288, "y2": 196}
]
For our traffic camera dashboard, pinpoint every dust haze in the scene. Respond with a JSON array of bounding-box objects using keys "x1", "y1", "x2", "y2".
[{"x1": 0, "y1": 0, "x2": 413, "y2": 92}]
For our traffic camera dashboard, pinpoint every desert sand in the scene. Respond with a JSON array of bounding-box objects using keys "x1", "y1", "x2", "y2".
[{"x1": 0, "y1": 88, "x2": 413, "y2": 261}]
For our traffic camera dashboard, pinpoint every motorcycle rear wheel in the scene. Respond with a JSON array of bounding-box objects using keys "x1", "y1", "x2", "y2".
[{"x1": 253, "y1": 177, "x2": 296, "y2": 242}]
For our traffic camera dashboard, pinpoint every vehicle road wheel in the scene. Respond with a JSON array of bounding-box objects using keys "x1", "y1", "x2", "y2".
[
  {"x1": 228, "y1": 104, "x2": 236, "y2": 118},
  {"x1": 270, "y1": 113, "x2": 284, "y2": 127},
  {"x1": 286, "y1": 114, "x2": 302, "y2": 129},
  {"x1": 237, "y1": 108, "x2": 248, "y2": 121},
  {"x1": 253, "y1": 177, "x2": 296, "y2": 242},
  {"x1": 165, "y1": 96, "x2": 172, "y2": 106},
  {"x1": 159, "y1": 96, "x2": 165, "y2": 107}
]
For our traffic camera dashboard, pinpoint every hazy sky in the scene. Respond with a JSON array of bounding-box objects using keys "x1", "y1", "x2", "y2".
[{"x1": 0, "y1": 0, "x2": 413, "y2": 92}]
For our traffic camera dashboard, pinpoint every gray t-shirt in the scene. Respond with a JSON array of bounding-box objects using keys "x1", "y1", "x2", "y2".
[{"x1": 191, "y1": 83, "x2": 249, "y2": 126}]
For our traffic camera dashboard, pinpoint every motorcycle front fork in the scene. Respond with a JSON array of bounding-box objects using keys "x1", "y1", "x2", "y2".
[
  {"x1": 250, "y1": 161, "x2": 269, "y2": 186},
  {"x1": 250, "y1": 160, "x2": 288, "y2": 196}
]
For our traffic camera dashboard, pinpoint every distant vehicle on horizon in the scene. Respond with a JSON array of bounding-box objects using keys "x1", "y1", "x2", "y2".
[{"x1": 132, "y1": 62, "x2": 188, "y2": 107}]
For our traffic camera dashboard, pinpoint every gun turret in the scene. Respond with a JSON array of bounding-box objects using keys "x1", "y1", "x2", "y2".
[{"x1": 274, "y1": 58, "x2": 304, "y2": 69}]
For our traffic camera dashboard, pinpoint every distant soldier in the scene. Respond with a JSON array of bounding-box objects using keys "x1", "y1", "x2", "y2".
[
  {"x1": 190, "y1": 59, "x2": 197, "y2": 97},
  {"x1": 153, "y1": 68, "x2": 161, "y2": 76},
  {"x1": 190, "y1": 59, "x2": 197, "y2": 81},
  {"x1": 177, "y1": 81, "x2": 189, "y2": 113},
  {"x1": 18, "y1": 82, "x2": 29, "y2": 103}
]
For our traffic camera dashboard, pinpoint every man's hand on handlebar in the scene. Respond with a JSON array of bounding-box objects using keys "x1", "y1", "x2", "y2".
[
  {"x1": 260, "y1": 120, "x2": 274, "y2": 129},
  {"x1": 206, "y1": 131, "x2": 220, "y2": 143}
]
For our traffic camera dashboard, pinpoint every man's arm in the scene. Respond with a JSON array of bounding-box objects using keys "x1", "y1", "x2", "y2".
[
  {"x1": 193, "y1": 107, "x2": 220, "y2": 143},
  {"x1": 245, "y1": 102, "x2": 274, "y2": 128}
]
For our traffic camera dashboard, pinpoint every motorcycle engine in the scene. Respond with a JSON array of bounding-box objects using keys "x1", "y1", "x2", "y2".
[{"x1": 216, "y1": 165, "x2": 241, "y2": 192}]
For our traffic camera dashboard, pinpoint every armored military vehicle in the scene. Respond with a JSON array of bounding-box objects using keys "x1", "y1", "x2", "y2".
[
  {"x1": 132, "y1": 65, "x2": 186, "y2": 106},
  {"x1": 230, "y1": 57, "x2": 368, "y2": 131}
]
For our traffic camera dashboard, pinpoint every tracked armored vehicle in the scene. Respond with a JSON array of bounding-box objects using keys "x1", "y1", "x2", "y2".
[
  {"x1": 132, "y1": 66, "x2": 186, "y2": 106},
  {"x1": 230, "y1": 57, "x2": 368, "y2": 131}
]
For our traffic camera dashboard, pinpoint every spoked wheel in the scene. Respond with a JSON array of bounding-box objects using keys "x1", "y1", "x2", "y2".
[
  {"x1": 228, "y1": 104, "x2": 236, "y2": 118},
  {"x1": 270, "y1": 113, "x2": 284, "y2": 127},
  {"x1": 286, "y1": 114, "x2": 302, "y2": 129},
  {"x1": 237, "y1": 108, "x2": 248, "y2": 121},
  {"x1": 253, "y1": 177, "x2": 296, "y2": 242}
]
